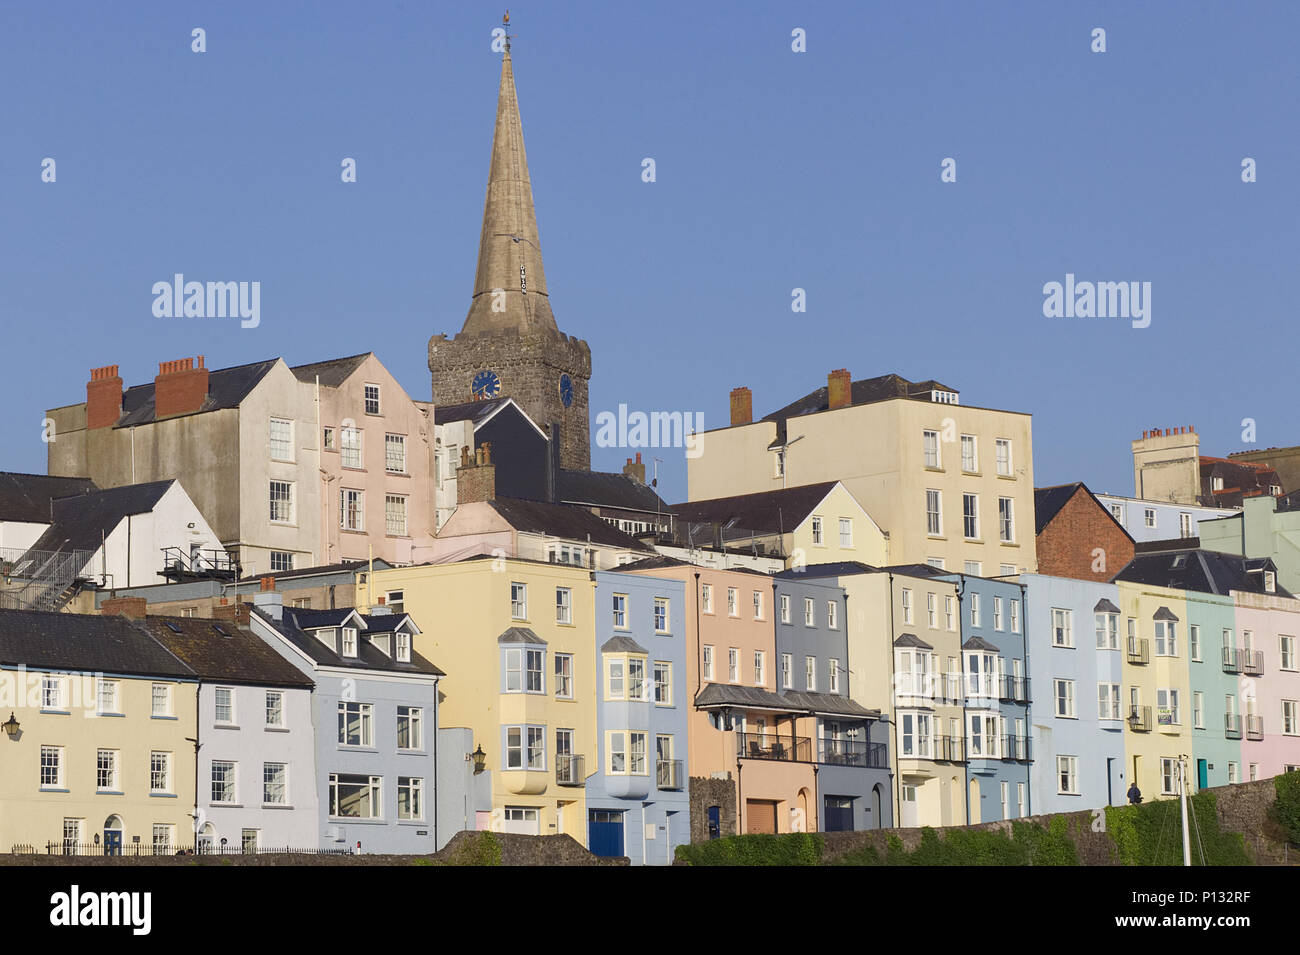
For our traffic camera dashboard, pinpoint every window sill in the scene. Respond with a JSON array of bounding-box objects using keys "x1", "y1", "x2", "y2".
[
  {"x1": 150, "y1": 792, "x2": 178, "y2": 799},
  {"x1": 328, "y1": 816, "x2": 386, "y2": 824},
  {"x1": 40, "y1": 788, "x2": 70, "y2": 793},
  {"x1": 340, "y1": 528, "x2": 368, "y2": 535},
  {"x1": 213, "y1": 803, "x2": 244, "y2": 809},
  {"x1": 262, "y1": 804, "x2": 295, "y2": 810},
  {"x1": 151, "y1": 715, "x2": 178, "y2": 721},
  {"x1": 97, "y1": 790, "x2": 124, "y2": 796},
  {"x1": 264, "y1": 726, "x2": 290, "y2": 733},
  {"x1": 996, "y1": 474, "x2": 1017, "y2": 481},
  {"x1": 213, "y1": 724, "x2": 240, "y2": 731},
  {"x1": 40, "y1": 709, "x2": 70, "y2": 716},
  {"x1": 97, "y1": 712, "x2": 125, "y2": 719}
]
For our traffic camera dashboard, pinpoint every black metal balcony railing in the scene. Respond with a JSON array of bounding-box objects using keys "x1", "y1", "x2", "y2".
[
  {"x1": 1222, "y1": 646, "x2": 1241, "y2": 674},
  {"x1": 1128, "y1": 705, "x2": 1152, "y2": 732},
  {"x1": 965, "y1": 675, "x2": 998, "y2": 699},
  {"x1": 934, "y1": 734, "x2": 966, "y2": 763},
  {"x1": 819, "y1": 738, "x2": 888, "y2": 769},
  {"x1": 1000, "y1": 676, "x2": 1031, "y2": 703},
  {"x1": 1246, "y1": 715, "x2": 1264, "y2": 741},
  {"x1": 1242, "y1": 650, "x2": 1264, "y2": 677},
  {"x1": 1224, "y1": 714, "x2": 1243, "y2": 739},
  {"x1": 1001, "y1": 735, "x2": 1032, "y2": 762},
  {"x1": 736, "y1": 732, "x2": 812, "y2": 762},
  {"x1": 656, "y1": 759, "x2": 683, "y2": 790},
  {"x1": 160, "y1": 546, "x2": 239, "y2": 580},
  {"x1": 555, "y1": 754, "x2": 585, "y2": 786},
  {"x1": 1127, "y1": 637, "x2": 1150, "y2": 665}
]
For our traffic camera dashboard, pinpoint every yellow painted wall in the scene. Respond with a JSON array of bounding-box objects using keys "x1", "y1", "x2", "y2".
[
  {"x1": 0, "y1": 671, "x2": 197, "y2": 851},
  {"x1": 362, "y1": 559, "x2": 596, "y2": 842}
]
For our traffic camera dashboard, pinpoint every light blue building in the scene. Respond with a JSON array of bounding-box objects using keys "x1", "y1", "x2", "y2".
[
  {"x1": 249, "y1": 596, "x2": 450, "y2": 853},
  {"x1": 1184, "y1": 592, "x2": 1243, "y2": 792},
  {"x1": 588, "y1": 571, "x2": 690, "y2": 865},
  {"x1": 1094, "y1": 493, "x2": 1237, "y2": 544},
  {"x1": 1021, "y1": 574, "x2": 1127, "y2": 814},
  {"x1": 773, "y1": 572, "x2": 892, "y2": 831},
  {"x1": 944, "y1": 573, "x2": 1033, "y2": 822}
]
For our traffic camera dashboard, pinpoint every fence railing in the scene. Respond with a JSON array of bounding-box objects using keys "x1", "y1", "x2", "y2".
[
  {"x1": 934, "y1": 734, "x2": 966, "y2": 762},
  {"x1": 1128, "y1": 705, "x2": 1152, "y2": 732},
  {"x1": 1222, "y1": 646, "x2": 1241, "y2": 674},
  {"x1": 736, "y1": 732, "x2": 811, "y2": 762},
  {"x1": 1242, "y1": 650, "x2": 1264, "y2": 677},
  {"x1": 18, "y1": 841, "x2": 353, "y2": 856},
  {"x1": 819, "y1": 738, "x2": 888, "y2": 769},
  {"x1": 1127, "y1": 637, "x2": 1150, "y2": 665},
  {"x1": 1001, "y1": 734, "x2": 1032, "y2": 761},
  {"x1": 0, "y1": 547, "x2": 98, "y2": 612},
  {"x1": 1246, "y1": 715, "x2": 1264, "y2": 741},
  {"x1": 1000, "y1": 676, "x2": 1031, "y2": 703},
  {"x1": 555, "y1": 754, "x2": 585, "y2": 786},
  {"x1": 1225, "y1": 714, "x2": 1243, "y2": 739}
]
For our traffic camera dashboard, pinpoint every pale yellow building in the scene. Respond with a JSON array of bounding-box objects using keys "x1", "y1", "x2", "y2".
[
  {"x1": 688, "y1": 371, "x2": 1036, "y2": 575},
  {"x1": 359, "y1": 558, "x2": 597, "y2": 841},
  {"x1": 1115, "y1": 581, "x2": 1193, "y2": 800},
  {"x1": 0, "y1": 611, "x2": 198, "y2": 853}
]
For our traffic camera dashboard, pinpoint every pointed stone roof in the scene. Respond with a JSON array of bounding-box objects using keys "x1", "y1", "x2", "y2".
[{"x1": 461, "y1": 47, "x2": 557, "y2": 338}]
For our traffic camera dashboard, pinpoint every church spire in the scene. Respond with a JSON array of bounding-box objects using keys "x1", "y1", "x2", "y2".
[{"x1": 460, "y1": 16, "x2": 557, "y2": 337}]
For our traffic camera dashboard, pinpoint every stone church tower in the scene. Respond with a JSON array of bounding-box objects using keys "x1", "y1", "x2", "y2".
[{"x1": 429, "y1": 38, "x2": 592, "y2": 469}]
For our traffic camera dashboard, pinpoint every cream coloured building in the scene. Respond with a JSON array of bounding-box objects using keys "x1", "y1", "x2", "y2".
[{"x1": 688, "y1": 371, "x2": 1036, "y2": 575}]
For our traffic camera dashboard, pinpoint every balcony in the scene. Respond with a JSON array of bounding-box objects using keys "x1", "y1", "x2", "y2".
[
  {"x1": 555, "y1": 754, "x2": 585, "y2": 786},
  {"x1": 934, "y1": 734, "x2": 966, "y2": 762},
  {"x1": 656, "y1": 759, "x2": 684, "y2": 790},
  {"x1": 964, "y1": 675, "x2": 998, "y2": 700},
  {"x1": 999, "y1": 676, "x2": 1031, "y2": 704},
  {"x1": 160, "y1": 546, "x2": 239, "y2": 581},
  {"x1": 737, "y1": 732, "x2": 811, "y2": 762},
  {"x1": 1224, "y1": 714, "x2": 1242, "y2": 739},
  {"x1": 1222, "y1": 646, "x2": 1241, "y2": 674},
  {"x1": 1246, "y1": 715, "x2": 1264, "y2": 741},
  {"x1": 1001, "y1": 734, "x2": 1032, "y2": 762},
  {"x1": 1128, "y1": 705, "x2": 1152, "y2": 732},
  {"x1": 820, "y1": 738, "x2": 888, "y2": 769},
  {"x1": 1242, "y1": 650, "x2": 1264, "y2": 677},
  {"x1": 1127, "y1": 637, "x2": 1150, "y2": 665}
]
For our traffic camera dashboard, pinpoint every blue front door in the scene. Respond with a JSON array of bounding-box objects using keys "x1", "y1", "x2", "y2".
[
  {"x1": 1197, "y1": 759, "x2": 1208, "y2": 790},
  {"x1": 824, "y1": 797, "x2": 854, "y2": 832},
  {"x1": 103, "y1": 830, "x2": 122, "y2": 856},
  {"x1": 588, "y1": 810, "x2": 624, "y2": 857}
]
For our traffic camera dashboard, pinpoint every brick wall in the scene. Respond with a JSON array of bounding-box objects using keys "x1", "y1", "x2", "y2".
[{"x1": 1037, "y1": 488, "x2": 1135, "y2": 582}]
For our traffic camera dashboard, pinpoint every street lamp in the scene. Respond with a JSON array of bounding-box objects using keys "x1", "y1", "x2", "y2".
[
  {"x1": 2, "y1": 712, "x2": 19, "y2": 739},
  {"x1": 471, "y1": 744, "x2": 486, "y2": 774}
]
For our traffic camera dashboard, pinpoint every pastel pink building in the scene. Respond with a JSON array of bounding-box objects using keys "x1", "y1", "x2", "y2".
[{"x1": 1233, "y1": 591, "x2": 1300, "y2": 779}]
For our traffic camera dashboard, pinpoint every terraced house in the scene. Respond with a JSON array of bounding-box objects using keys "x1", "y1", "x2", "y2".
[
  {"x1": 360, "y1": 556, "x2": 597, "y2": 844},
  {"x1": 586, "y1": 571, "x2": 689, "y2": 863},
  {"x1": 0, "y1": 609, "x2": 197, "y2": 854},
  {"x1": 248, "y1": 597, "x2": 445, "y2": 852}
]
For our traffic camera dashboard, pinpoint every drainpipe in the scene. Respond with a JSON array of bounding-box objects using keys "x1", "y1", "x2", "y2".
[
  {"x1": 433, "y1": 675, "x2": 440, "y2": 851},
  {"x1": 1020, "y1": 581, "x2": 1031, "y2": 817},
  {"x1": 887, "y1": 572, "x2": 900, "y2": 826},
  {"x1": 957, "y1": 575, "x2": 970, "y2": 826},
  {"x1": 191, "y1": 680, "x2": 202, "y2": 847},
  {"x1": 693, "y1": 573, "x2": 702, "y2": 698}
]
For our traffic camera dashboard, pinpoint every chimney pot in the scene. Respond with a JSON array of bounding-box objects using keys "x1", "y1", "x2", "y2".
[
  {"x1": 729, "y1": 386, "x2": 753, "y2": 427},
  {"x1": 260, "y1": 576, "x2": 275, "y2": 592},
  {"x1": 86, "y1": 364, "x2": 124, "y2": 430},
  {"x1": 827, "y1": 369, "x2": 852, "y2": 411},
  {"x1": 154, "y1": 355, "x2": 209, "y2": 419}
]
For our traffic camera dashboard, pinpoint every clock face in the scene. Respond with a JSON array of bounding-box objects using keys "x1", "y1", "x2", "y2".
[
  {"x1": 558, "y1": 373, "x2": 574, "y2": 408},
  {"x1": 472, "y1": 369, "x2": 501, "y2": 399}
]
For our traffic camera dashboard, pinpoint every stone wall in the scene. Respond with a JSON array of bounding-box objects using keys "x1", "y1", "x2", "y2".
[{"x1": 688, "y1": 775, "x2": 738, "y2": 843}]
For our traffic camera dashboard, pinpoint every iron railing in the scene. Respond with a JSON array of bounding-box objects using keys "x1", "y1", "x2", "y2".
[
  {"x1": 20, "y1": 841, "x2": 352, "y2": 856},
  {"x1": 556, "y1": 754, "x2": 585, "y2": 786},
  {"x1": 934, "y1": 734, "x2": 966, "y2": 762},
  {"x1": 1242, "y1": 650, "x2": 1264, "y2": 677},
  {"x1": 1001, "y1": 735, "x2": 1032, "y2": 761},
  {"x1": 1127, "y1": 637, "x2": 1150, "y2": 665},
  {"x1": 1225, "y1": 714, "x2": 1243, "y2": 739},
  {"x1": 736, "y1": 732, "x2": 811, "y2": 762},
  {"x1": 656, "y1": 759, "x2": 683, "y2": 790},
  {"x1": 0, "y1": 546, "x2": 98, "y2": 612},
  {"x1": 160, "y1": 546, "x2": 239, "y2": 579},
  {"x1": 1222, "y1": 646, "x2": 1241, "y2": 674},
  {"x1": 819, "y1": 738, "x2": 888, "y2": 769},
  {"x1": 1128, "y1": 705, "x2": 1152, "y2": 732},
  {"x1": 1000, "y1": 676, "x2": 1031, "y2": 703},
  {"x1": 1246, "y1": 715, "x2": 1264, "y2": 741}
]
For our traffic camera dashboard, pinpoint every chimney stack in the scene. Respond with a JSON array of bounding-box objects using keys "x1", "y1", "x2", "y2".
[
  {"x1": 458, "y1": 440, "x2": 497, "y2": 505},
  {"x1": 827, "y1": 368, "x2": 852, "y2": 411},
  {"x1": 730, "y1": 387, "x2": 752, "y2": 427},
  {"x1": 86, "y1": 365, "x2": 124, "y2": 430},
  {"x1": 623, "y1": 452, "x2": 646, "y2": 484},
  {"x1": 253, "y1": 589, "x2": 283, "y2": 622},
  {"x1": 100, "y1": 595, "x2": 147, "y2": 619},
  {"x1": 154, "y1": 355, "x2": 209, "y2": 419}
]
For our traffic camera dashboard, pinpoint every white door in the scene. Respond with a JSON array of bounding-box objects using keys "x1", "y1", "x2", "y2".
[
  {"x1": 901, "y1": 785, "x2": 918, "y2": 827},
  {"x1": 503, "y1": 807, "x2": 540, "y2": 835}
]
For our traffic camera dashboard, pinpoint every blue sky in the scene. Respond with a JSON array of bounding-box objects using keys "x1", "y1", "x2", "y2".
[{"x1": 2, "y1": 0, "x2": 1297, "y2": 504}]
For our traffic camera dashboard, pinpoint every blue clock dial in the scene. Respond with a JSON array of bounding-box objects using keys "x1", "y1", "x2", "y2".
[
  {"x1": 472, "y1": 370, "x2": 501, "y2": 399},
  {"x1": 558, "y1": 373, "x2": 573, "y2": 408}
]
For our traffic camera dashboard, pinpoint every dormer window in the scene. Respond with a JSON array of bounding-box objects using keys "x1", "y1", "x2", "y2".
[
  {"x1": 1212, "y1": 476, "x2": 1224, "y2": 491},
  {"x1": 1265, "y1": 571, "x2": 1277, "y2": 593},
  {"x1": 341, "y1": 627, "x2": 358, "y2": 658},
  {"x1": 371, "y1": 632, "x2": 391, "y2": 657},
  {"x1": 396, "y1": 630, "x2": 411, "y2": 662},
  {"x1": 316, "y1": 628, "x2": 336, "y2": 651}
]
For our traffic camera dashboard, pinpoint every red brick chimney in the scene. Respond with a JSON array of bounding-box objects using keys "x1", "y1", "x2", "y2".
[
  {"x1": 101, "y1": 596, "x2": 147, "y2": 619},
  {"x1": 86, "y1": 365, "x2": 124, "y2": 430},
  {"x1": 154, "y1": 356, "x2": 209, "y2": 419},
  {"x1": 828, "y1": 368, "x2": 852, "y2": 411},
  {"x1": 730, "y1": 387, "x2": 752, "y2": 427},
  {"x1": 458, "y1": 441, "x2": 496, "y2": 504},
  {"x1": 260, "y1": 576, "x2": 276, "y2": 592},
  {"x1": 623, "y1": 452, "x2": 646, "y2": 484}
]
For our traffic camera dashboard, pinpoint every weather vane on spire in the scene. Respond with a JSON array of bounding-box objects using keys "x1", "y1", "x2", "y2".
[{"x1": 502, "y1": 11, "x2": 513, "y2": 53}]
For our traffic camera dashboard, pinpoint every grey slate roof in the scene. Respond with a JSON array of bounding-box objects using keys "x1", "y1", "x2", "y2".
[
  {"x1": 117, "y1": 358, "x2": 279, "y2": 427},
  {"x1": 775, "y1": 561, "x2": 881, "y2": 579},
  {"x1": 962, "y1": 635, "x2": 999, "y2": 651},
  {"x1": 694, "y1": 683, "x2": 793, "y2": 711},
  {"x1": 762, "y1": 373, "x2": 958, "y2": 426},
  {"x1": 893, "y1": 633, "x2": 933, "y2": 649},
  {"x1": 434, "y1": 397, "x2": 529, "y2": 427},
  {"x1": 672, "y1": 482, "x2": 841, "y2": 536},
  {"x1": 0, "y1": 609, "x2": 194, "y2": 679},
  {"x1": 1153, "y1": 606, "x2": 1179, "y2": 621},
  {"x1": 600, "y1": 635, "x2": 647, "y2": 654},
  {"x1": 488, "y1": 498, "x2": 653, "y2": 551},
  {"x1": 559, "y1": 469, "x2": 670, "y2": 515},
  {"x1": 235, "y1": 558, "x2": 391, "y2": 584},
  {"x1": 289, "y1": 353, "x2": 370, "y2": 387},
  {"x1": 779, "y1": 690, "x2": 879, "y2": 719},
  {"x1": 498, "y1": 627, "x2": 546, "y2": 645},
  {"x1": 0, "y1": 473, "x2": 98, "y2": 523},
  {"x1": 1094, "y1": 598, "x2": 1121, "y2": 614},
  {"x1": 1113, "y1": 549, "x2": 1291, "y2": 597},
  {"x1": 254, "y1": 606, "x2": 443, "y2": 675},
  {"x1": 25, "y1": 480, "x2": 175, "y2": 558},
  {"x1": 143, "y1": 616, "x2": 314, "y2": 687}
]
